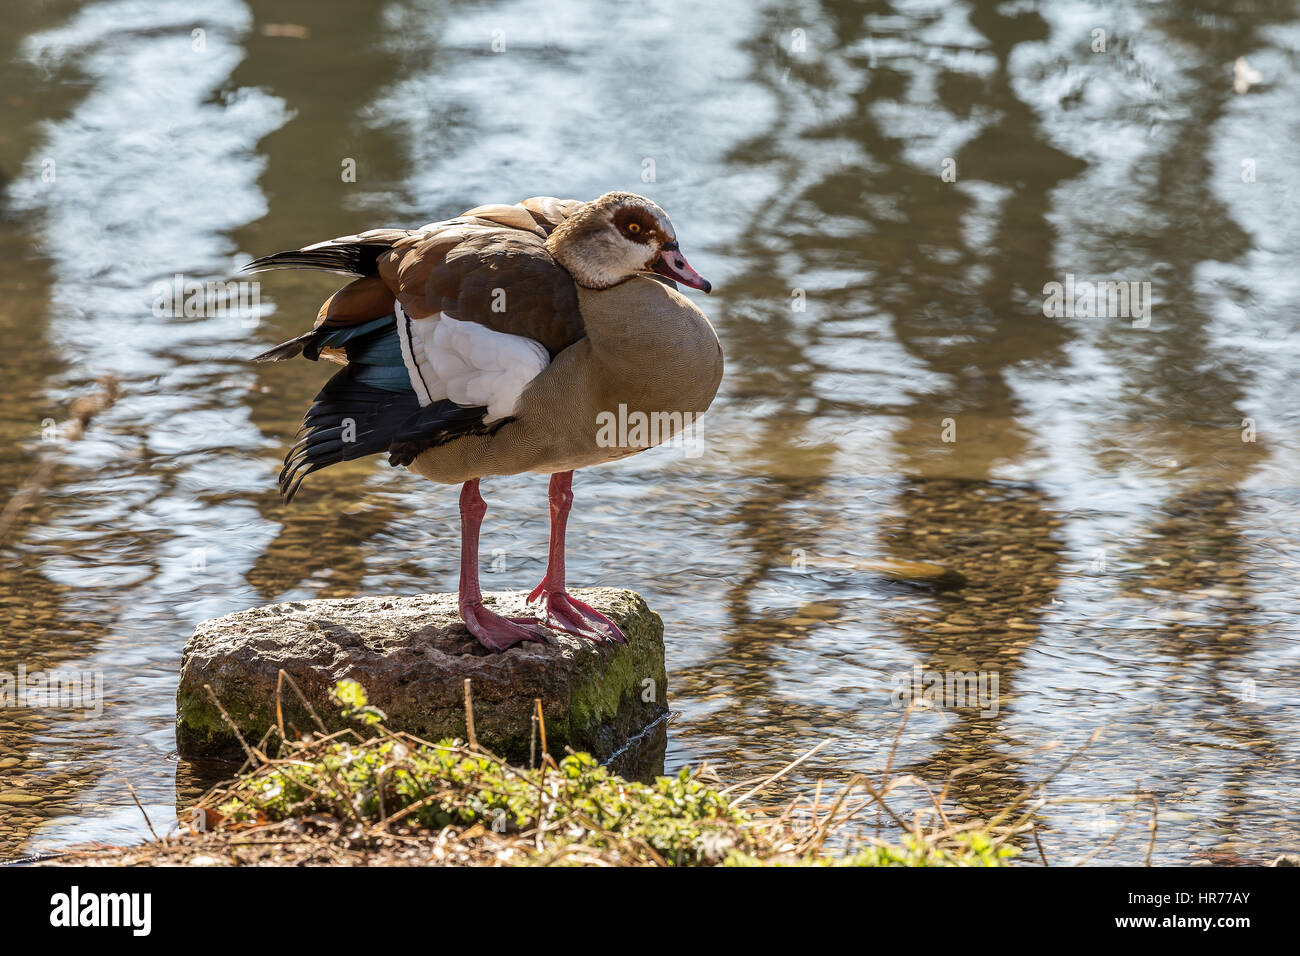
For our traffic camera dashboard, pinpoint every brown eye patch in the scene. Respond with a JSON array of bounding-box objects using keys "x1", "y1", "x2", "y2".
[{"x1": 612, "y1": 206, "x2": 659, "y2": 244}]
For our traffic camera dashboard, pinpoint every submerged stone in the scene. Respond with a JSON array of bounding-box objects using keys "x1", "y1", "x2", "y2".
[
  {"x1": 860, "y1": 559, "x2": 968, "y2": 589},
  {"x1": 176, "y1": 588, "x2": 667, "y2": 777}
]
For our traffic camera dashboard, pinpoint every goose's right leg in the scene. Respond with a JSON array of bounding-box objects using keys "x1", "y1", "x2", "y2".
[{"x1": 458, "y1": 480, "x2": 552, "y2": 651}]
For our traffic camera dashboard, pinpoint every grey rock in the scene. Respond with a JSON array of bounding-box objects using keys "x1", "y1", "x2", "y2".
[{"x1": 176, "y1": 588, "x2": 667, "y2": 774}]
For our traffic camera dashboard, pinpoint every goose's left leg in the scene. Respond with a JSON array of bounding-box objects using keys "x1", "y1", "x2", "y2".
[{"x1": 527, "y1": 471, "x2": 627, "y2": 645}]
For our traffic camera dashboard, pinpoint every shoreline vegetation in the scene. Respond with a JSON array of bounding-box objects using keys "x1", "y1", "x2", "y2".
[{"x1": 33, "y1": 680, "x2": 1148, "y2": 867}]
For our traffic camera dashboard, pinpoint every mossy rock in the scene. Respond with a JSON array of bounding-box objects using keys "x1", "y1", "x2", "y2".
[{"x1": 176, "y1": 588, "x2": 667, "y2": 775}]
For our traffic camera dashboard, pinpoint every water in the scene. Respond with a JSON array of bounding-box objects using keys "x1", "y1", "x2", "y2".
[{"x1": 2, "y1": 0, "x2": 1298, "y2": 865}]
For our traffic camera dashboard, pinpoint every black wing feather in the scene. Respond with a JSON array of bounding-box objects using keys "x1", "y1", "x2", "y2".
[
  {"x1": 244, "y1": 246, "x2": 383, "y2": 278},
  {"x1": 279, "y1": 366, "x2": 506, "y2": 502}
]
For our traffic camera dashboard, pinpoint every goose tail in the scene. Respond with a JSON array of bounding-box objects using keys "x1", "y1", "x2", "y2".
[{"x1": 241, "y1": 229, "x2": 414, "y2": 278}]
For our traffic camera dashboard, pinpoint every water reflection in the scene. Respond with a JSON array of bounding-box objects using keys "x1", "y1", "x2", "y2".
[{"x1": 2, "y1": 0, "x2": 1299, "y2": 864}]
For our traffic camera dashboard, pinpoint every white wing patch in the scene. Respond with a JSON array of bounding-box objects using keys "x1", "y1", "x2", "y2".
[{"x1": 395, "y1": 301, "x2": 548, "y2": 422}]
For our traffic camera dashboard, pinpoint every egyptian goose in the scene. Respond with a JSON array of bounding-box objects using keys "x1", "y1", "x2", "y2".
[{"x1": 247, "y1": 192, "x2": 723, "y2": 651}]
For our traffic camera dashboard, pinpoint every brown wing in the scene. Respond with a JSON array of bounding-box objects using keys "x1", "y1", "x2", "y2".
[
  {"x1": 315, "y1": 274, "x2": 393, "y2": 328},
  {"x1": 377, "y1": 221, "x2": 583, "y2": 357},
  {"x1": 517, "y1": 196, "x2": 588, "y2": 234},
  {"x1": 458, "y1": 202, "x2": 547, "y2": 234},
  {"x1": 249, "y1": 199, "x2": 588, "y2": 362}
]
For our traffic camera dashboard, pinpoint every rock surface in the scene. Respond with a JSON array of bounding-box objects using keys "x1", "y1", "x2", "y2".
[{"x1": 176, "y1": 588, "x2": 667, "y2": 772}]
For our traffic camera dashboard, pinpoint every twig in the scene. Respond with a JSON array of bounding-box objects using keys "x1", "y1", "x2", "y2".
[
  {"x1": 203, "y1": 683, "x2": 265, "y2": 763},
  {"x1": 275, "y1": 671, "x2": 287, "y2": 745},
  {"x1": 855, "y1": 778, "x2": 915, "y2": 837},
  {"x1": 880, "y1": 702, "x2": 914, "y2": 793},
  {"x1": 529, "y1": 705, "x2": 537, "y2": 770},
  {"x1": 1070, "y1": 810, "x2": 1137, "y2": 866},
  {"x1": 534, "y1": 699, "x2": 548, "y2": 852},
  {"x1": 800, "y1": 774, "x2": 868, "y2": 853},
  {"x1": 276, "y1": 669, "x2": 327, "y2": 735},
  {"x1": 1032, "y1": 825, "x2": 1049, "y2": 866},
  {"x1": 985, "y1": 728, "x2": 1103, "y2": 838},
  {"x1": 0, "y1": 375, "x2": 120, "y2": 542},
  {"x1": 1144, "y1": 793, "x2": 1158, "y2": 866},
  {"x1": 123, "y1": 779, "x2": 159, "y2": 842},
  {"x1": 534, "y1": 698, "x2": 548, "y2": 758},
  {"x1": 729, "y1": 739, "x2": 831, "y2": 810},
  {"x1": 464, "y1": 678, "x2": 477, "y2": 750},
  {"x1": 876, "y1": 702, "x2": 916, "y2": 834}
]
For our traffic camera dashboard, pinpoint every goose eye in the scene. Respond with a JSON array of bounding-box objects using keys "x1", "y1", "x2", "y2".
[{"x1": 627, "y1": 222, "x2": 641, "y2": 233}]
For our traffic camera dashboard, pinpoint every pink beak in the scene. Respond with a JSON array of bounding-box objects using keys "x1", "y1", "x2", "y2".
[{"x1": 653, "y1": 241, "x2": 711, "y2": 293}]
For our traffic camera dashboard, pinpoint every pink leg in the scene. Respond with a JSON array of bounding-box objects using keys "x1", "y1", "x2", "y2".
[
  {"x1": 526, "y1": 472, "x2": 627, "y2": 645},
  {"x1": 458, "y1": 480, "x2": 552, "y2": 652}
]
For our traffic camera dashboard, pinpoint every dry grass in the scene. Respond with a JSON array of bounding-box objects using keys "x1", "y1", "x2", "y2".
[{"x1": 38, "y1": 685, "x2": 1152, "y2": 867}]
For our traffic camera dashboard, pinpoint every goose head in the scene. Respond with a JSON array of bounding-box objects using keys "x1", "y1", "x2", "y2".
[{"x1": 546, "y1": 191, "x2": 711, "y2": 293}]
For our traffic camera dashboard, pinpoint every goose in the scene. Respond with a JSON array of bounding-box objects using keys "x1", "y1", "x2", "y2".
[{"x1": 246, "y1": 192, "x2": 723, "y2": 651}]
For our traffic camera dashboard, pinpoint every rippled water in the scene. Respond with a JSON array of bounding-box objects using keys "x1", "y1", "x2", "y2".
[{"x1": 2, "y1": 0, "x2": 1298, "y2": 864}]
